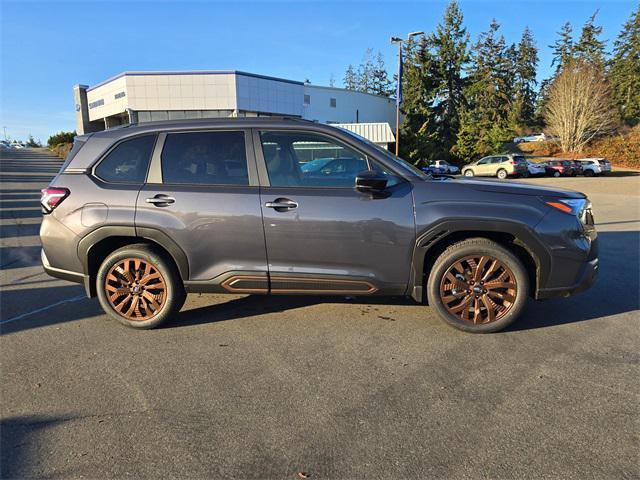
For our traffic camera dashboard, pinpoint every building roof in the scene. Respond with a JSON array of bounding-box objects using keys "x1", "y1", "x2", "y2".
[
  {"x1": 335, "y1": 122, "x2": 395, "y2": 144},
  {"x1": 86, "y1": 70, "x2": 305, "y2": 92}
]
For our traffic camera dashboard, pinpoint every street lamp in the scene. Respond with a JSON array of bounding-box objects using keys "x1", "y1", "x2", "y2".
[{"x1": 391, "y1": 31, "x2": 424, "y2": 156}]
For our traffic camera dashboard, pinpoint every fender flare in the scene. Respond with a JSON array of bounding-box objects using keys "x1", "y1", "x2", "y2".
[
  {"x1": 77, "y1": 225, "x2": 189, "y2": 280},
  {"x1": 409, "y1": 218, "x2": 551, "y2": 301}
]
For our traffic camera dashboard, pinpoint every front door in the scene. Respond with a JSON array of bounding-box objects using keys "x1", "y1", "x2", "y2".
[
  {"x1": 255, "y1": 130, "x2": 416, "y2": 295},
  {"x1": 136, "y1": 129, "x2": 269, "y2": 291}
]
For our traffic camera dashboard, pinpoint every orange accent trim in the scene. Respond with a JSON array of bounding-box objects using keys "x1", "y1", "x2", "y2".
[
  {"x1": 220, "y1": 275, "x2": 268, "y2": 293},
  {"x1": 270, "y1": 276, "x2": 378, "y2": 295},
  {"x1": 546, "y1": 201, "x2": 572, "y2": 214}
]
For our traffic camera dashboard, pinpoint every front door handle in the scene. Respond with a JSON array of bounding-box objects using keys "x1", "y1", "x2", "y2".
[
  {"x1": 264, "y1": 198, "x2": 298, "y2": 211},
  {"x1": 146, "y1": 194, "x2": 175, "y2": 207}
]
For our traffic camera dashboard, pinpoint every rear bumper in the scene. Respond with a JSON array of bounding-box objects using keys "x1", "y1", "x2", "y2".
[{"x1": 41, "y1": 249, "x2": 92, "y2": 296}]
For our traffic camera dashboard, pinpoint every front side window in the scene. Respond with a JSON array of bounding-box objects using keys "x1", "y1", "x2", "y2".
[
  {"x1": 161, "y1": 131, "x2": 248, "y2": 185},
  {"x1": 260, "y1": 131, "x2": 401, "y2": 188},
  {"x1": 95, "y1": 135, "x2": 155, "y2": 183}
]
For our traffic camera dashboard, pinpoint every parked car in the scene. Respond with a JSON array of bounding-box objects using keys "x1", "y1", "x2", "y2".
[
  {"x1": 570, "y1": 161, "x2": 584, "y2": 176},
  {"x1": 462, "y1": 154, "x2": 529, "y2": 179},
  {"x1": 597, "y1": 158, "x2": 612, "y2": 174},
  {"x1": 575, "y1": 159, "x2": 603, "y2": 177},
  {"x1": 514, "y1": 133, "x2": 547, "y2": 143},
  {"x1": 420, "y1": 165, "x2": 445, "y2": 175},
  {"x1": 546, "y1": 160, "x2": 577, "y2": 177},
  {"x1": 526, "y1": 161, "x2": 547, "y2": 177},
  {"x1": 40, "y1": 118, "x2": 598, "y2": 333},
  {"x1": 430, "y1": 160, "x2": 459, "y2": 174}
]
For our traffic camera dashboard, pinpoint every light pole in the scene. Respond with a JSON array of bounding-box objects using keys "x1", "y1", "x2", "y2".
[{"x1": 391, "y1": 31, "x2": 424, "y2": 156}]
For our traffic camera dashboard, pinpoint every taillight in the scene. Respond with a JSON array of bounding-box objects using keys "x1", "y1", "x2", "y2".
[{"x1": 41, "y1": 187, "x2": 69, "y2": 214}]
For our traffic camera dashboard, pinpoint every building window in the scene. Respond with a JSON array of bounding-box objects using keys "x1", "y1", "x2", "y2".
[
  {"x1": 329, "y1": 98, "x2": 337, "y2": 108},
  {"x1": 114, "y1": 91, "x2": 126, "y2": 99},
  {"x1": 304, "y1": 94, "x2": 310, "y2": 105},
  {"x1": 88, "y1": 99, "x2": 104, "y2": 109}
]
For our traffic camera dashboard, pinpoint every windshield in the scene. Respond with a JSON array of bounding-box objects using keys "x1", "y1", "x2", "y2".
[{"x1": 338, "y1": 127, "x2": 428, "y2": 179}]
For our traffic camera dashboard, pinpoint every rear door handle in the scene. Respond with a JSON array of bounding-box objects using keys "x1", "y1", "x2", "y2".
[
  {"x1": 146, "y1": 195, "x2": 175, "y2": 206},
  {"x1": 264, "y1": 198, "x2": 298, "y2": 211}
]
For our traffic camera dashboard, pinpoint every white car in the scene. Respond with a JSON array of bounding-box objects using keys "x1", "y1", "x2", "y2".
[
  {"x1": 514, "y1": 133, "x2": 547, "y2": 143},
  {"x1": 575, "y1": 158, "x2": 604, "y2": 176},
  {"x1": 429, "y1": 160, "x2": 459, "y2": 174},
  {"x1": 526, "y1": 161, "x2": 547, "y2": 176}
]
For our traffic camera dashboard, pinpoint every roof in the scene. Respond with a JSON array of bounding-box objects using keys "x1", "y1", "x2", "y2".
[
  {"x1": 86, "y1": 70, "x2": 305, "y2": 92},
  {"x1": 334, "y1": 122, "x2": 395, "y2": 144}
]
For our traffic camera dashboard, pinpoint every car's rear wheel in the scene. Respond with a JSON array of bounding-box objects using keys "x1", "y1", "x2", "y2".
[
  {"x1": 464, "y1": 169, "x2": 474, "y2": 177},
  {"x1": 584, "y1": 169, "x2": 594, "y2": 177},
  {"x1": 497, "y1": 169, "x2": 508, "y2": 179},
  {"x1": 553, "y1": 171, "x2": 561, "y2": 177},
  {"x1": 96, "y1": 244, "x2": 185, "y2": 329},
  {"x1": 426, "y1": 238, "x2": 529, "y2": 333}
]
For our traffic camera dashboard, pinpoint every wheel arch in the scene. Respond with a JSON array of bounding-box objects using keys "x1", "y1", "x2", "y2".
[
  {"x1": 78, "y1": 226, "x2": 189, "y2": 297},
  {"x1": 409, "y1": 220, "x2": 549, "y2": 303}
]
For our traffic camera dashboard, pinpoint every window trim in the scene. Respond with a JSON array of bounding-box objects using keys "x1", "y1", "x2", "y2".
[
  {"x1": 251, "y1": 128, "x2": 404, "y2": 190},
  {"x1": 91, "y1": 133, "x2": 158, "y2": 185},
  {"x1": 146, "y1": 128, "x2": 259, "y2": 187}
]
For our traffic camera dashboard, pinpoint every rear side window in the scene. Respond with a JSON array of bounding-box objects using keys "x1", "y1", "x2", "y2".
[
  {"x1": 161, "y1": 131, "x2": 248, "y2": 185},
  {"x1": 95, "y1": 135, "x2": 155, "y2": 183}
]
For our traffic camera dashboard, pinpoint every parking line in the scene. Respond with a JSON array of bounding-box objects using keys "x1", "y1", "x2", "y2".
[{"x1": 0, "y1": 295, "x2": 86, "y2": 326}]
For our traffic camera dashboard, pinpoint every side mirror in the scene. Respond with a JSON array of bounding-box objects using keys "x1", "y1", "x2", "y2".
[{"x1": 355, "y1": 170, "x2": 387, "y2": 193}]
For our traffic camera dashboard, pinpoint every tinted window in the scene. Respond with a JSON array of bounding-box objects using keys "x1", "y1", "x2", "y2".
[
  {"x1": 95, "y1": 135, "x2": 155, "y2": 183},
  {"x1": 260, "y1": 131, "x2": 368, "y2": 188},
  {"x1": 477, "y1": 157, "x2": 491, "y2": 165},
  {"x1": 161, "y1": 131, "x2": 248, "y2": 185}
]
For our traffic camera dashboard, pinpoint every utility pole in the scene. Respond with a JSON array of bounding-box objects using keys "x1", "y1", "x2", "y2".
[
  {"x1": 3, "y1": 126, "x2": 6, "y2": 141},
  {"x1": 391, "y1": 31, "x2": 424, "y2": 156}
]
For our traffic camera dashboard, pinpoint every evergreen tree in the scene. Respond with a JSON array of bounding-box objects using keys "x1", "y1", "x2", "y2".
[
  {"x1": 456, "y1": 19, "x2": 512, "y2": 160},
  {"x1": 431, "y1": 0, "x2": 469, "y2": 155},
  {"x1": 512, "y1": 27, "x2": 539, "y2": 129},
  {"x1": 608, "y1": 6, "x2": 640, "y2": 125},
  {"x1": 371, "y1": 52, "x2": 393, "y2": 96},
  {"x1": 357, "y1": 48, "x2": 376, "y2": 93},
  {"x1": 399, "y1": 37, "x2": 441, "y2": 163},
  {"x1": 550, "y1": 22, "x2": 574, "y2": 72},
  {"x1": 574, "y1": 11, "x2": 607, "y2": 66},
  {"x1": 343, "y1": 64, "x2": 358, "y2": 90}
]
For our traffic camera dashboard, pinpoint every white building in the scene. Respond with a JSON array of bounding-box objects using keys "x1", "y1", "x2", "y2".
[{"x1": 74, "y1": 70, "x2": 396, "y2": 146}]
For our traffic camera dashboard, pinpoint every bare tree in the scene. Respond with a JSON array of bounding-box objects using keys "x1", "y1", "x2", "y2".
[{"x1": 544, "y1": 60, "x2": 616, "y2": 152}]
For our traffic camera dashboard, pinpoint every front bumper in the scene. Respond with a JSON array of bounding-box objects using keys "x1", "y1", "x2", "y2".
[{"x1": 537, "y1": 256, "x2": 599, "y2": 299}]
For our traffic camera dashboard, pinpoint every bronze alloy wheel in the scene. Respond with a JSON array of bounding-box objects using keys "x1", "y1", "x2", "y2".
[
  {"x1": 439, "y1": 255, "x2": 518, "y2": 325},
  {"x1": 104, "y1": 257, "x2": 167, "y2": 321}
]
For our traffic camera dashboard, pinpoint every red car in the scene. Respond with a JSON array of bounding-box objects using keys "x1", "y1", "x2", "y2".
[{"x1": 546, "y1": 160, "x2": 577, "y2": 177}]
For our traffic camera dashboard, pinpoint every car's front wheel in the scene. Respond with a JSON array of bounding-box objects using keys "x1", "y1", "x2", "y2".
[
  {"x1": 96, "y1": 244, "x2": 186, "y2": 329},
  {"x1": 426, "y1": 238, "x2": 529, "y2": 333},
  {"x1": 464, "y1": 169, "x2": 474, "y2": 177}
]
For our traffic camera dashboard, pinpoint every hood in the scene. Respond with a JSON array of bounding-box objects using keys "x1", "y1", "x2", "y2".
[{"x1": 454, "y1": 178, "x2": 585, "y2": 199}]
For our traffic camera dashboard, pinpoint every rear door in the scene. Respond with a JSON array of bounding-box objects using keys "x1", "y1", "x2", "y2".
[
  {"x1": 136, "y1": 129, "x2": 268, "y2": 290},
  {"x1": 254, "y1": 129, "x2": 416, "y2": 295}
]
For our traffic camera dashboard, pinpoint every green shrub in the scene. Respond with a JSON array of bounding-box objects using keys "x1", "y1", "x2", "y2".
[{"x1": 47, "y1": 131, "x2": 76, "y2": 148}]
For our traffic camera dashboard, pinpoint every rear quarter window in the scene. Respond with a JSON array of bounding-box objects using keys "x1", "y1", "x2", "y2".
[{"x1": 94, "y1": 135, "x2": 156, "y2": 183}]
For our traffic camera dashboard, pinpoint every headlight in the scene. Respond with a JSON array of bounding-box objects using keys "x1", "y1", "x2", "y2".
[{"x1": 545, "y1": 198, "x2": 588, "y2": 216}]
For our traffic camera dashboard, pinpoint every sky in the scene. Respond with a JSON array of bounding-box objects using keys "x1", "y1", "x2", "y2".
[{"x1": 0, "y1": 0, "x2": 636, "y2": 143}]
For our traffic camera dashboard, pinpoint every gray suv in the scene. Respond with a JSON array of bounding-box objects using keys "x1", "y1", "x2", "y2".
[{"x1": 40, "y1": 118, "x2": 598, "y2": 333}]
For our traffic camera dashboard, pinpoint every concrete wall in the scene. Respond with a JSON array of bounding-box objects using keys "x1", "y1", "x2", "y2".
[
  {"x1": 235, "y1": 74, "x2": 303, "y2": 116},
  {"x1": 302, "y1": 85, "x2": 396, "y2": 128}
]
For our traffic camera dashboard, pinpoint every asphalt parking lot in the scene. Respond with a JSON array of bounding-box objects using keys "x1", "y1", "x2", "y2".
[{"x1": 1, "y1": 149, "x2": 639, "y2": 479}]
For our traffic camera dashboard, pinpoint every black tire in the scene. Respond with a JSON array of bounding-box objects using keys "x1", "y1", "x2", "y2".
[
  {"x1": 464, "y1": 169, "x2": 474, "y2": 177},
  {"x1": 553, "y1": 171, "x2": 561, "y2": 178},
  {"x1": 497, "y1": 169, "x2": 508, "y2": 180},
  {"x1": 426, "y1": 238, "x2": 529, "y2": 333},
  {"x1": 96, "y1": 244, "x2": 186, "y2": 329},
  {"x1": 584, "y1": 169, "x2": 594, "y2": 177}
]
